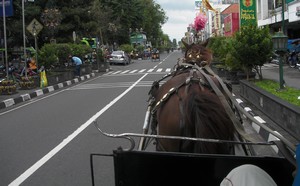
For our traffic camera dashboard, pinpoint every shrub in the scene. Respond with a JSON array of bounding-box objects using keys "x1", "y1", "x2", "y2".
[
  {"x1": 39, "y1": 43, "x2": 93, "y2": 69},
  {"x1": 38, "y1": 44, "x2": 59, "y2": 69},
  {"x1": 120, "y1": 44, "x2": 134, "y2": 53},
  {"x1": 231, "y1": 25, "x2": 273, "y2": 79}
]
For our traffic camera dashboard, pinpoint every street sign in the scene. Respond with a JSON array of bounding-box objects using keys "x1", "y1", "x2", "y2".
[
  {"x1": 0, "y1": 0, "x2": 13, "y2": 17},
  {"x1": 27, "y1": 18, "x2": 43, "y2": 36}
]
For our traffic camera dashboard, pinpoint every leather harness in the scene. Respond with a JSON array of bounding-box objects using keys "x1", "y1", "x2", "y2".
[{"x1": 149, "y1": 59, "x2": 258, "y2": 151}]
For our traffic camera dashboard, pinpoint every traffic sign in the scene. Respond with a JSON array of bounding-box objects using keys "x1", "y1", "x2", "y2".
[{"x1": 27, "y1": 18, "x2": 43, "y2": 36}]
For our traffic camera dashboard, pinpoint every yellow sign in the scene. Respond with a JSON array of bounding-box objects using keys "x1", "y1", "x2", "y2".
[{"x1": 27, "y1": 18, "x2": 43, "y2": 36}]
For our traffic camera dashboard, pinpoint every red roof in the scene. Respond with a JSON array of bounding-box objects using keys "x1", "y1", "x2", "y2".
[{"x1": 221, "y1": 4, "x2": 239, "y2": 15}]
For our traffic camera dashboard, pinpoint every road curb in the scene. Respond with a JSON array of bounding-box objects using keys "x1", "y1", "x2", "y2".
[
  {"x1": 0, "y1": 73, "x2": 96, "y2": 110},
  {"x1": 233, "y1": 94, "x2": 282, "y2": 154}
]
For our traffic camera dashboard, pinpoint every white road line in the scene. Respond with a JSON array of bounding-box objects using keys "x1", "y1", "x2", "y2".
[
  {"x1": 156, "y1": 68, "x2": 163, "y2": 72},
  {"x1": 112, "y1": 70, "x2": 122, "y2": 75},
  {"x1": 121, "y1": 70, "x2": 130, "y2": 74},
  {"x1": 8, "y1": 73, "x2": 149, "y2": 186},
  {"x1": 104, "y1": 72, "x2": 113, "y2": 75},
  {"x1": 147, "y1": 69, "x2": 154, "y2": 72},
  {"x1": 130, "y1": 70, "x2": 138, "y2": 73},
  {"x1": 139, "y1": 69, "x2": 146, "y2": 73},
  {"x1": 166, "y1": 68, "x2": 171, "y2": 72}
]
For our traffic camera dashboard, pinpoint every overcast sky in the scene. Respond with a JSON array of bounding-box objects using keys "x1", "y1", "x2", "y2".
[{"x1": 155, "y1": 0, "x2": 197, "y2": 43}]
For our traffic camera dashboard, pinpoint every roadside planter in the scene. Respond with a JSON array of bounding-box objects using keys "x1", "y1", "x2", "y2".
[
  {"x1": 239, "y1": 80, "x2": 300, "y2": 139},
  {"x1": 19, "y1": 76, "x2": 36, "y2": 90},
  {"x1": 0, "y1": 80, "x2": 17, "y2": 95}
]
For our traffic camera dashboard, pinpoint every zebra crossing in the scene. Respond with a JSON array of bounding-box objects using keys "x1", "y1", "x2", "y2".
[
  {"x1": 70, "y1": 80, "x2": 167, "y2": 90},
  {"x1": 104, "y1": 64, "x2": 278, "y2": 76},
  {"x1": 104, "y1": 68, "x2": 172, "y2": 76}
]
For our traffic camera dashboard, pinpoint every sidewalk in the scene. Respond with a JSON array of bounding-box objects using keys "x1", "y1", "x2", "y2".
[
  {"x1": 262, "y1": 64, "x2": 300, "y2": 90},
  {"x1": 0, "y1": 72, "x2": 98, "y2": 110}
]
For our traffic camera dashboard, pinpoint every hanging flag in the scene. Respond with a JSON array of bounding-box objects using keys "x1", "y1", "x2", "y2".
[{"x1": 203, "y1": 0, "x2": 217, "y2": 12}]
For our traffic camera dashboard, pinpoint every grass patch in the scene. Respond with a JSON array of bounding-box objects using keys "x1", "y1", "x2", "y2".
[{"x1": 254, "y1": 79, "x2": 300, "y2": 107}]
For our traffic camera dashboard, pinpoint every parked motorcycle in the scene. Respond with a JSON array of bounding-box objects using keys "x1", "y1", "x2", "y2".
[
  {"x1": 269, "y1": 52, "x2": 280, "y2": 64},
  {"x1": 288, "y1": 50, "x2": 299, "y2": 68}
]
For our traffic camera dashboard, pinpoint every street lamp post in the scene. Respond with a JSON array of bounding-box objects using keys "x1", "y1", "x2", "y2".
[
  {"x1": 271, "y1": 0, "x2": 288, "y2": 90},
  {"x1": 22, "y1": 0, "x2": 27, "y2": 78},
  {"x1": 272, "y1": 31, "x2": 288, "y2": 90},
  {"x1": 2, "y1": 0, "x2": 9, "y2": 78}
]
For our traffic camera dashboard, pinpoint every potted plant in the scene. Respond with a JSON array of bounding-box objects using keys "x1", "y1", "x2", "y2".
[
  {"x1": 19, "y1": 76, "x2": 35, "y2": 90},
  {"x1": 0, "y1": 79, "x2": 17, "y2": 95}
]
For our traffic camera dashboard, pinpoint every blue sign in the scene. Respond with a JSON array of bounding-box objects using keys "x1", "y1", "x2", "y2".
[{"x1": 0, "y1": 0, "x2": 14, "y2": 17}]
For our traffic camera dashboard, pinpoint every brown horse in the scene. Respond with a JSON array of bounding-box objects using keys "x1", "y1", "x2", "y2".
[{"x1": 149, "y1": 40, "x2": 237, "y2": 154}]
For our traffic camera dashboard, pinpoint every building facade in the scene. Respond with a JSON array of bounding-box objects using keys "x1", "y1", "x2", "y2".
[
  {"x1": 257, "y1": 0, "x2": 300, "y2": 39},
  {"x1": 188, "y1": 0, "x2": 300, "y2": 41}
]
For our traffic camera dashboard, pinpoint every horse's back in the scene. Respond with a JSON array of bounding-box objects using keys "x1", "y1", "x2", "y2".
[{"x1": 153, "y1": 69, "x2": 236, "y2": 154}]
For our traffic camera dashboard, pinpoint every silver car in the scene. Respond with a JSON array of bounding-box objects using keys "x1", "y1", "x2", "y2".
[{"x1": 108, "y1": 50, "x2": 131, "y2": 65}]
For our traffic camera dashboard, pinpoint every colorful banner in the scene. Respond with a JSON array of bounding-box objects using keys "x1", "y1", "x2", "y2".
[
  {"x1": 239, "y1": 0, "x2": 257, "y2": 27},
  {"x1": 0, "y1": 0, "x2": 13, "y2": 17}
]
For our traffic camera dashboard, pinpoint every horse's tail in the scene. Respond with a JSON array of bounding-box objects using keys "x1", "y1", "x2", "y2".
[{"x1": 183, "y1": 91, "x2": 235, "y2": 154}]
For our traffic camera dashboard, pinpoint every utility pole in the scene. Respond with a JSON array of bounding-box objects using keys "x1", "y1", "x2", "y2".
[
  {"x1": 22, "y1": 0, "x2": 27, "y2": 78},
  {"x1": 2, "y1": 0, "x2": 8, "y2": 78}
]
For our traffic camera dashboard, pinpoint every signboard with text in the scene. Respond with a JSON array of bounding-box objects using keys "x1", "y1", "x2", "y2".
[{"x1": 239, "y1": 0, "x2": 257, "y2": 27}]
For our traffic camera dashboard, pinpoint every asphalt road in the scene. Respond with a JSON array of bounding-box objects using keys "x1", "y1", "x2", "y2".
[
  {"x1": 0, "y1": 52, "x2": 180, "y2": 186},
  {"x1": 0, "y1": 51, "x2": 297, "y2": 186},
  {"x1": 261, "y1": 63, "x2": 300, "y2": 89}
]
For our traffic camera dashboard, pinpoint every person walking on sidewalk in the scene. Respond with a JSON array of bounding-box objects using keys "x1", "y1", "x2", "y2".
[{"x1": 69, "y1": 55, "x2": 82, "y2": 77}]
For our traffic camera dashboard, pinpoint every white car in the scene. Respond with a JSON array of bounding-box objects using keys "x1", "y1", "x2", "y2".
[{"x1": 108, "y1": 50, "x2": 131, "y2": 65}]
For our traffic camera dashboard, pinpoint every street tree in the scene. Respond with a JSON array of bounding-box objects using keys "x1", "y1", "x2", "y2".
[{"x1": 231, "y1": 25, "x2": 273, "y2": 80}]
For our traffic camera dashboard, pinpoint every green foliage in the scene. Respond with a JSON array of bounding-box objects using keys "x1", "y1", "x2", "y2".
[
  {"x1": 38, "y1": 43, "x2": 92, "y2": 69},
  {"x1": 55, "y1": 44, "x2": 72, "y2": 64},
  {"x1": 254, "y1": 79, "x2": 300, "y2": 107},
  {"x1": 6, "y1": 0, "x2": 168, "y2": 50},
  {"x1": 38, "y1": 44, "x2": 59, "y2": 69},
  {"x1": 134, "y1": 45, "x2": 143, "y2": 53},
  {"x1": 120, "y1": 44, "x2": 134, "y2": 53},
  {"x1": 231, "y1": 26, "x2": 273, "y2": 77},
  {"x1": 208, "y1": 36, "x2": 241, "y2": 70},
  {"x1": 69, "y1": 44, "x2": 93, "y2": 59},
  {"x1": 208, "y1": 36, "x2": 227, "y2": 62},
  {"x1": 209, "y1": 26, "x2": 273, "y2": 79}
]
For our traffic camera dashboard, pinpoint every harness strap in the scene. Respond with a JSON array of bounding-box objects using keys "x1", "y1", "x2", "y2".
[{"x1": 196, "y1": 66, "x2": 260, "y2": 143}]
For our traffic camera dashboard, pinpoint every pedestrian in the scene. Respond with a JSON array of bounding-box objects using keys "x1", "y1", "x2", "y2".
[
  {"x1": 69, "y1": 55, "x2": 82, "y2": 77},
  {"x1": 27, "y1": 58, "x2": 37, "y2": 74}
]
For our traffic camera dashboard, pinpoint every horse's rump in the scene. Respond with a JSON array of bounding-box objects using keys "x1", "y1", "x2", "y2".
[{"x1": 153, "y1": 69, "x2": 236, "y2": 154}]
